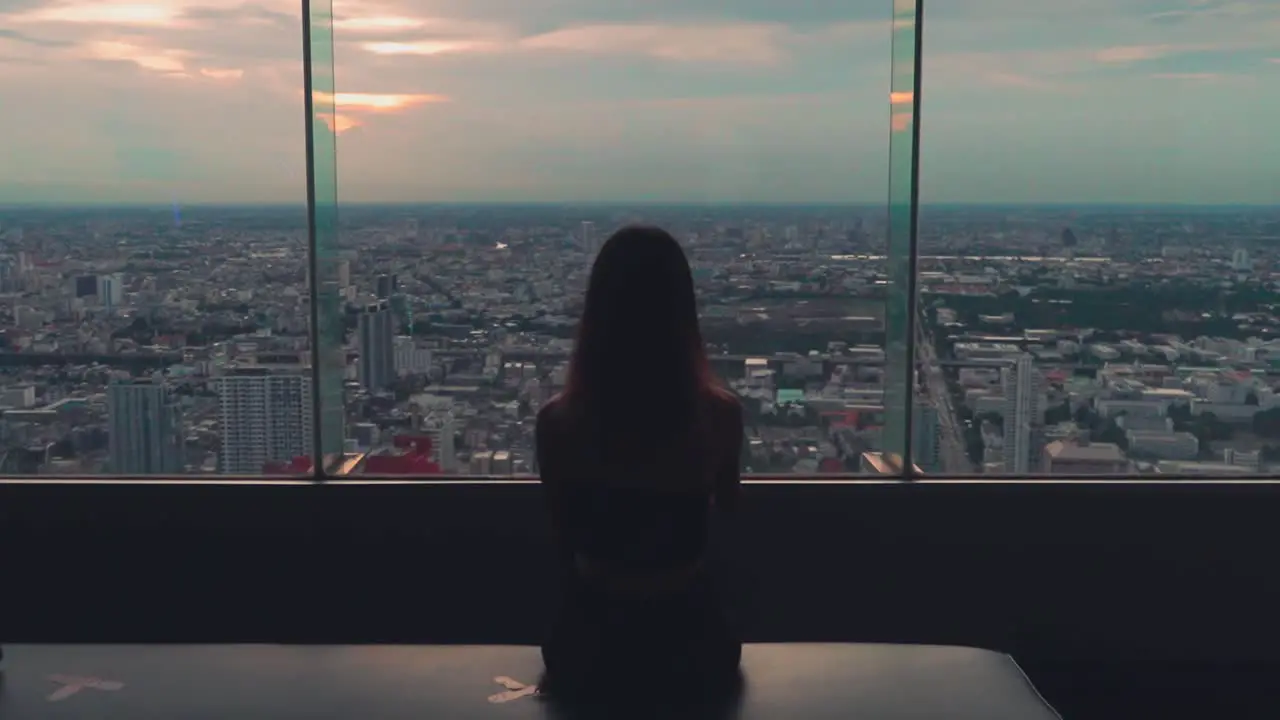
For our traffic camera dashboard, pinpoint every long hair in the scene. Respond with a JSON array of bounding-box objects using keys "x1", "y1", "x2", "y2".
[{"x1": 561, "y1": 225, "x2": 716, "y2": 461}]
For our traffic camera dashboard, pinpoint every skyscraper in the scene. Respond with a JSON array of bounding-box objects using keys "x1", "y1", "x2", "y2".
[
  {"x1": 1002, "y1": 354, "x2": 1043, "y2": 474},
  {"x1": 218, "y1": 367, "x2": 313, "y2": 474},
  {"x1": 358, "y1": 300, "x2": 395, "y2": 392},
  {"x1": 108, "y1": 379, "x2": 183, "y2": 475}
]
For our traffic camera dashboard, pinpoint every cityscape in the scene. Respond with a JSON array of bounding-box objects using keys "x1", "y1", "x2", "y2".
[{"x1": 0, "y1": 203, "x2": 1278, "y2": 477}]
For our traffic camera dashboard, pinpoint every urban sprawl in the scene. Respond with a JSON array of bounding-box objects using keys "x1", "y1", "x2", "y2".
[{"x1": 1, "y1": 204, "x2": 1278, "y2": 477}]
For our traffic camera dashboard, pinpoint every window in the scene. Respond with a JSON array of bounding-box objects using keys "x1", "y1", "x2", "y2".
[
  {"x1": 4, "y1": 0, "x2": 1272, "y2": 480},
  {"x1": 916, "y1": 0, "x2": 1280, "y2": 477},
  {"x1": 326, "y1": 0, "x2": 911, "y2": 478},
  {"x1": 0, "y1": 0, "x2": 311, "y2": 476}
]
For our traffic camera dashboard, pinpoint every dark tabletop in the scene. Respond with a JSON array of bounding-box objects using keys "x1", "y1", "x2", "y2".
[{"x1": 0, "y1": 643, "x2": 1060, "y2": 719}]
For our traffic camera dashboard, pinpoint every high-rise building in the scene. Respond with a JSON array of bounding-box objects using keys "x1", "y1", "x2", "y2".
[
  {"x1": 358, "y1": 300, "x2": 395, "y2": 392},
  {"x1": 581, "y1": 221, "x2": 598, "y2": 259},
  {"x1": 912, "y1": 400, "x2": 941, "y2": 473},
  {"x1": 108, "y1": 380, "x2": 183, "y2": 475},
  {"x1": 74, "y1": 275, "x2": 98, "y2": 297},
  {"x1": 97, "y1": 273, "x2": 123, "y2": 310},
  {"x1": 393, "y1": 335, "x2": 432, "y2": 376},
  {"x1": 337, "y1": 260, "x2": 351, "y2": 287},
  {"x1": 1001, "y1": 354, "x2": 1043, "y2": 474},
  {"x1": 422, "y1": 410, "x2": 456, "y2": 473},
  {"x1": 218, "y1": 367, "x2": 313, "y2": 474},
  {"x1": 376, "y1": 273, "x2": 397, "y2": 299},
  {"x1": 1232, "y1": 248, "x2": 1250, "y2": 272}
]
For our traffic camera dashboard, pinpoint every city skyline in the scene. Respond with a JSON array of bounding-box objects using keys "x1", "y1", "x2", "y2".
[{"x1": 0, "y1": 0, "x2": 1278, "y2": 204}]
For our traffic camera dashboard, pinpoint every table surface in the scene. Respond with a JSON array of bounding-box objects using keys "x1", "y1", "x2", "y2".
[{"x1": 0, "y1": 643, "x2": 1061, "y2": 719}]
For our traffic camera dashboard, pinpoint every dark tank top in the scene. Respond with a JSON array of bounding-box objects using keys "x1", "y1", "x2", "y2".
[{"x1": 557, "y1": 484, "x2": 712, "y2": 572}]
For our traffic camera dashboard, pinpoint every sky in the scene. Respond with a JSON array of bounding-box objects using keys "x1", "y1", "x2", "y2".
[{"x1": 0, "y1": 0, "x2": 1276, "y2": 205}]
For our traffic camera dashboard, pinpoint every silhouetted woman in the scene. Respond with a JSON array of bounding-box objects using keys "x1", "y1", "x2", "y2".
[{"x1": 536, "y1": 225, "x2": 745, "y2": 700}]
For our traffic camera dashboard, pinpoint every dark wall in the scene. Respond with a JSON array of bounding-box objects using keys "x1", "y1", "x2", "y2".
[{"x1": 3, "y1": 480, "x2": 1279, "y2": 666}]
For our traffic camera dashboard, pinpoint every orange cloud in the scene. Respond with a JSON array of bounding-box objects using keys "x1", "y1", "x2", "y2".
[
  {"x1": 362, "y1": 40, "x2": 494, "y2": 57},
  {"x1": 11, "y1": 2, "x2": 185, "y2": 27},
  {"x1": 84, "y1": 40, "x2": 188, "y2": 73},
  {"x1": 333, "y1": 16, "x2": 424, "y2": 32},
  {"x1": 315, "y1": 92, "x2": 451, "y2": 112},
  {"x1": 318, "y1": 112, "x2": 361, "y2": 135},
  {"x1": 891, "y1": 111, "x2": 912, "y2": 132},
  {"x1": 200, "y1": 67, "x2": 243, "y2": 80},
  {"x1": 890, "y1": 91, "x2": 914, "y2": 105}
]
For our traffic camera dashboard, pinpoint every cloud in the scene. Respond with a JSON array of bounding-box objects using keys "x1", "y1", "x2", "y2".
[
  {"x1": 984, "y1": 71, "x2": 1057, "y2": 90},
  {"x1": 200, "y1": 66, "x2": 243, "y2": 79},
  {"x1": 311, "y1": 91, "x2": 451, "y2": 134},
  {"x1": 83, "y1": 40, "x2": 189, "y2": 74},
  {"x1": 517, "y1": 22, "x2": 790, "y2": 65},
  {"x1": 334, "y1": 15, "x2": 423, "y2": 32},
  {"x1": 319, "y1": 91, "x2": 451, "y2": 111},
  {"x1": 182, "y1": 3, "x2": 294, "y2": 26},
  {"x1": 361, "y1": 39, "x2": 496, "y2": 57},
  {"x1": 343, "y1": 17, "x2": 875, "y2": 66},
  {"x1": 9, "y1": 2, "x2": 186, "y2": 27},
  {"x1": 0, "y1": 27, "x2": 69, "y2": 46},
  {"x1": 1094, "y1": 44, "x2": 1189, "y2": 63},
  {"x1": 318, "y1": 112, "x2": 360, "y2": 135},
  {"x1": 1149, "y1": 1, "x2": 1278, "y2": 24},
  {"x1": 1151, "y1": 72, "x2": 1221, "y2": 80}
]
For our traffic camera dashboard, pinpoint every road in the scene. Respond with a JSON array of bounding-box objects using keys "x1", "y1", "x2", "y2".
[{"x1": 917, "y1": 320, "x2": 975, "y2": 474}]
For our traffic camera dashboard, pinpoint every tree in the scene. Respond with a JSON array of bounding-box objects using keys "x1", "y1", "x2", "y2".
[
  {"x1": 1073, "y1": 403, "x2": 1097, "y2": 427},
  {"x1": 1044, "y1": 400, "x2": 1072, "y2": 426},
  {"x1": 1095, "y1": 422, "x2": 1128, "y2": 450},
  {"x1": 1196, "y1": 412, "x2": 1234, "y2": 442},
  {"x1": 1253, "y1": 407, "x2": 1280, "y2": 439},
  {"x1": 1168, "y1": 403, "x2": 1193, "y2": 426}
]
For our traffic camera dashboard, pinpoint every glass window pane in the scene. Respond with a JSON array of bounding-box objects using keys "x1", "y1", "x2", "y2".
[
  {"x1": 881, "y1": 0, "x2": 923, "y2": 475},
  {"x1": 330, "y1": 1, "x2": 904, "y2": 478},
  {"x1": 0, "y1": 0, "x2": 310, "y2": 476},
  {"x1": 916, "y1": 1, "x2": 1280, "y2": 477},
  {"x1": 306, "y1": 0, "x2": 346, "y2": 472}
]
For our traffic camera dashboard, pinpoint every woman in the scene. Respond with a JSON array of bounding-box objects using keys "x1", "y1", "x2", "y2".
[{"x1": 536, "y1": 224, "x2": 745, "y2": 700}]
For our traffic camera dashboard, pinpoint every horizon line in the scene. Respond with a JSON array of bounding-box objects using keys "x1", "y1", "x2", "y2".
[{"x1": 1, "y1": 201, "x2": 1276, "y2": 210}]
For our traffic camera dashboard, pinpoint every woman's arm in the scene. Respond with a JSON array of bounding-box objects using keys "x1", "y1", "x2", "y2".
[
  {"x1": 535, "y1": 402, "x2": 571, "y2": 550},
  {"x1": 714, "y1": 399, "x2": 745, "y2": 510}
]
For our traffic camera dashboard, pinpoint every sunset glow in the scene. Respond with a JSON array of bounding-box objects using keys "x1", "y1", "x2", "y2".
[{"x1": 14, "y1": 2, "x2": 181, "y2": 26}]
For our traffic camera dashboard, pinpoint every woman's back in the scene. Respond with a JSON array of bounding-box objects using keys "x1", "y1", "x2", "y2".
[
  {"x1": 537, "y1": 389, "x2": 744, "y2": 695},
  {"x1": 537, "y1": 390, "x2": 742, "y2": 573}
]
